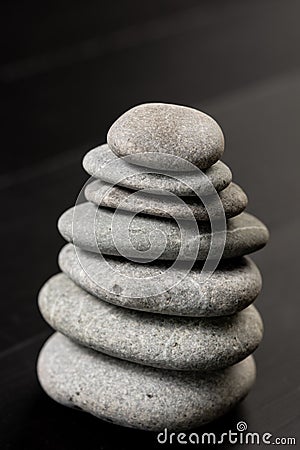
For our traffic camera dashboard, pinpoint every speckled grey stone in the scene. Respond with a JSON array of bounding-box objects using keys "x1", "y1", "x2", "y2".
[
  {"x1": 38, "y1": 273, "x2": 263, "y2": 371},
  {"x1": 82, "y1": 144, "x2": 232, "y2": 196},
  {"x1": 37, "y1": 332, "x2": 256, "y2": 431},
  {"x1": 85, "y1": 181, "x2": 247, "y2": 220},
  {"x1": 57, "y1": 202, "x2": 269, "y2": 260},
  {"x1": 107, "y1": 103, "x2": 224, "y2": 171},
  {"x1": 59, "y1": 244, "x2": 262, "y2": 316}
]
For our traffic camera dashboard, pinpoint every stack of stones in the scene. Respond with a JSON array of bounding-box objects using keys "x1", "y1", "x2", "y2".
[{"x1": 37, "y1": 103, "x2": 269, "y2": 431}]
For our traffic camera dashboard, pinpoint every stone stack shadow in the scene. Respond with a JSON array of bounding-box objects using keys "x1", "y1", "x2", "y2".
[{"x1": 37, "y1": 103, "x2": 269, "y2": 431}]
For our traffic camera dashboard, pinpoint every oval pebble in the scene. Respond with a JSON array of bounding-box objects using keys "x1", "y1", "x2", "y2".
[
  {"x1": 85, "y1": 180, "x2": 247, "y2": 220},
  {"x1": 38, "y1": 273, "x2": 263, "y2": 371},
  {"x1": 59, "y1": 244, "x2": 262, "y2": 316},
  {"x1": 82, "y1": 144, "x2": 232, "y2": 196},
  {"x1": 37, "y1": 332, "x2": 256, "y2": 431},
  {"x1": 107, "y1": 103, "x2": 224, "y2": 171},
  {"x1": 57, "y1": 203, "x2": 269, "y2": 260}
]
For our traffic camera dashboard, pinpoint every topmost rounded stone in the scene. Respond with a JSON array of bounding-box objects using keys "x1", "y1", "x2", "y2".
[{"x1": 107, "y1": 103, "x2": 225, "y2": 171}]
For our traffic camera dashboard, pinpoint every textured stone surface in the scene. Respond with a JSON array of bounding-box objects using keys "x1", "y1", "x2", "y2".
[
  {"x1": 85, "y1": 180, "x2": 247, "y2": 220},
  {"x1": 59, "y1": 244, "x2": 262, "y2": 316},
  {"x1": 38, "y1": 273, "x2": 263, "y2": 371},
  {"x1": 58, "y1": 202, "x2": 269, "y2": 260},
  {"x1": 37, "y1": 332, "x2": 256, "y2": 431},
  {"x1": 107, "y1": 103, "x2": 224, "y2": 170},
  {"x1": 82, "y1": 144, "x2": 232, "y2": 196}
]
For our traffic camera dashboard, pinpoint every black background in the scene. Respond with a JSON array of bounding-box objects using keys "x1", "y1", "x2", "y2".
[{"x1": 1, "y1": 1, "x2": 300, "y2": 449}]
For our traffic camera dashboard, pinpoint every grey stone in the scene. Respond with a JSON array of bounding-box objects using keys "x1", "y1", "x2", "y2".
[
  {"x1": 85, "y1": 180, "x2": 247, "y2": 220},
  {"x1": 37, "y1": 332, "x2": 256, "y2": 431},
  {"x1": 59, "y1": 244, "x2": 262, "y2": 316},
  {"x1": 38, "y1": 273, "x2": 263, "y2": 371},
  {"x1": 82, "y1": 144, "x2": 232, "y2": 196},
  {"x1": 57, "y1": 202, "x2": 269, "y2": 260},
  {"x1": 107, "y1": 103, "x2": 224, "y2": 171}
]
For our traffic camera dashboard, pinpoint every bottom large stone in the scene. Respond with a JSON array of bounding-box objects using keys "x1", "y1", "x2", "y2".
[{"x1": 37, "y1": 333, "x2": 256, "y2": 431}]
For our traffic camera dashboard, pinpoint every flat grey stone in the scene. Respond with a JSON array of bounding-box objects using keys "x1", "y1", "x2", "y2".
[
  {"x1": 37, "y1": 332, "x2": 256, "y2": 431},
  {"x1": 59, "y1": 244, "x2": 262, "y2": 316},
  {"x1": 85, "y1": 181, "x2": 247, "y2": 220},
  {"x1": 107, "y1": 103, "x2": 224, "y2": 171},
  {"x1": 82, "y1": 144, "x2": 232, "y2": 196},
  {"x1": 57, "y1": 202, "x2": 269, "y2": 260},
  {"x1": 38, "y1": 273, "x2": 263, "y2": 371}
]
